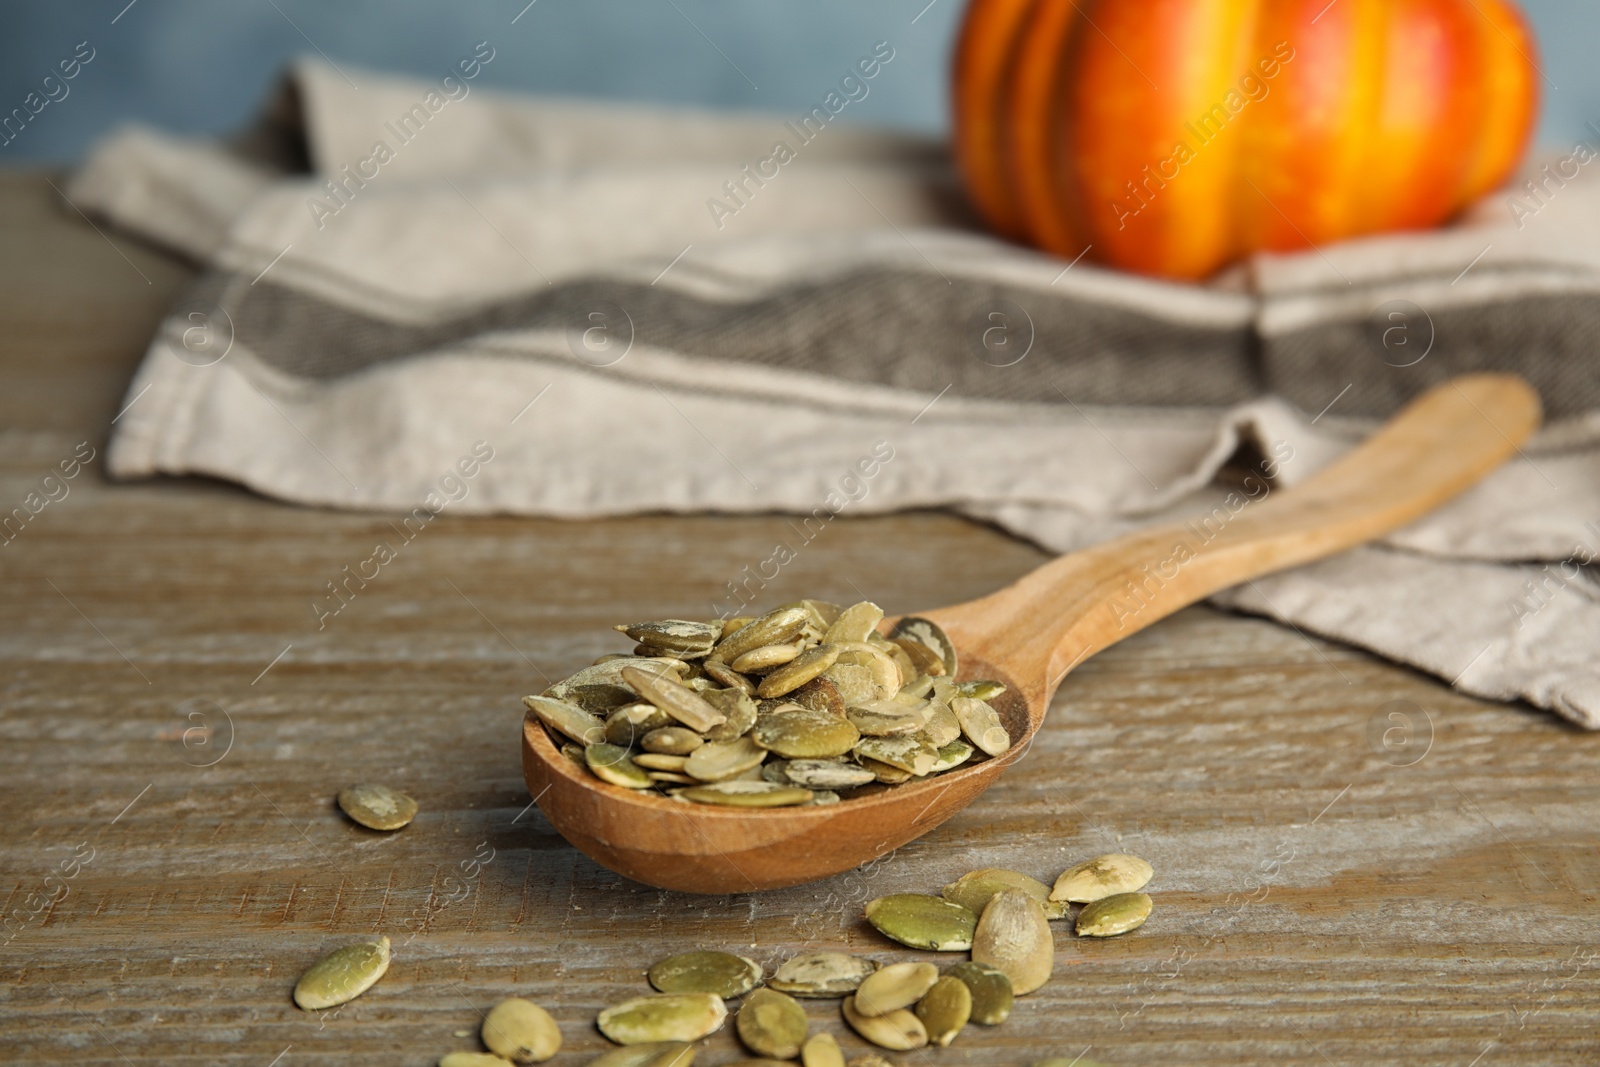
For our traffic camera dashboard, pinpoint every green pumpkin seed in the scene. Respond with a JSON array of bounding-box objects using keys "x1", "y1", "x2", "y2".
[
  {"x1": 482, "y1": 997, "x2": 561, "y2": 1063},
  {"x1": 1050, "y1": 853, "x2": 1153, "y2": 903},
  {"x1": 606, "y1": 703, "x2": 674, "y2": 747},
  {"x1": 597, "y1": 993, "x2": 728, "y2": 1044},
  {"x1": 941, "y1": 868, "x2": 1053, "y2": 915},
  {"x1": 824, "y1": 601, "x2": 884, "y2": 644},
  {"x1": 648, "y1": 951, "x2": 762, "y2": 998},
  {"x1": 858, "y1": 757, "x2": 912, "y2": 784},
  {"x1": 841, "y1": 995, "x2": 928, "y2": 1051},
  {"x1": 1075, "y1": 891, "x2": 1152, "y2": 937},
  {"x1": 920, "y1": 703, "x2": 963, "y2": 748},
  {"x1": 769, "y1": 953, "x2": 878, "y2": 998},
  {"x1": 951, "y1": 697, "x2": 1010, "y2": 757},
  {"x1": 731, "y1": 644, "x2": 803, "y2": 673},
  {"x1": 891, "y1": 637, "x2": 946, "y2": 678},
  {"x1": 864, "y1": 894, "x2": 977, "y2": 951},
  {"x1": 337, "y1": 783, "x2": 417, "y2": 831},
  {"x1": 623, "y1": 667, "x2": 727, "y2": 733},
  {"x1": 853, "y1": 961, "x2": 938, "y2": 1016},
  {"x1": 957, "y1": 680, "x2": 1007, "y2": 701},
  {"x1": 845, "y1": 1057, "x2": 896, "y2": 1067},
  {"x1": 440, "y1": 1053, "x2": 516, "y2": 1067},
  {"x1": 832, "y1": 644, "x2": 902, "y2": 701},
  {"x1": 821, "y1": 663, "x2": 877, "y2": 705},
  {"x1": 684, "y1": 736, "x2": 767, "y2": 782},
  {"x1": 790, "y1": 676, "x2": 846, "y2": 717},
  {"x1": 633, "y1": 753, "x2": 689, "y2": 772},
  {"x1": 546, "y1": 658, "x2": 683, "y2": 703},
  {"x1": 972, "y1": 890, "x2": 1053, "y2": 995},
  {"x1": 524, "y1": 695, "x2": 605, "y2": 747},
  {"x1": 293, "y1": 936, "x2": 390, "y2": 1011},
  {"x1": 930, "y1": 740, "x2": 974, "y2": 773},
  {"x1": 914, "y1": 975, "x2": 971, "y2": 1048},
  {"x1": 560, "y1": 743, "x2": 586, "y2": 766},
  {"x1": 944, "y1": 962, "x2": 1012, "y2": 1025},
  {"x1": 617, "y1": 620, "x2": 721, "y2": 655},
  {"x1": 585, "y1": 744, "x2": 654, "y2": 789},
  {"x1": 649, "y1": 772, "x2": 696, "y2": 786},
  {"x1": 752, "y1": 706, "x2": 860, "y2": 759},
  {"x1": 846, "y1": 702, "x2": 926, "y2": 737},
  {"x1": 701, "y1": 687, "x2": 758, "y2": 742},
  {"x1": 678, "y1": 781, "x2": 814, "y2": 807},
  {"x1": 756, "y1": 645, "x2": 842, "y2": 698},
  {"x1": 808, "y1": 790, "x2": 841, "y2": 806},
  {"x1": 853, "y1": 736, "x2": 938, "y2": 777},
  {"x1": 887, "y1": 617, "x2": 957, "y2": 678},
  {"x1": 715, "y1": 606, "x2": 813, "y2": 661},
  {"x1": 701, "y1": 658, "x2": 755, "y2": 694},
  {"x1": 642, "y1": 727, "x2": 705, "y2": 755},
  {"x1": 736, "y1": 988, "x2": 809, "y2": 1059},
  {"x1": 781, "y1": 759, "x2": 877, "y2": 790},
  {"x1": 587, "y1": 1044, "x2": 695, "y2": 1067},
  {"x1": 800, "y1": 1031, "x2": 845, "y2": 1067}
]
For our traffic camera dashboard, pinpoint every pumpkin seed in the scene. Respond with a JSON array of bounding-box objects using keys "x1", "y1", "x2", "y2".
[
  {"x1": 865, "y1": 894, "x2": 977, "y2": 951},
  {"x1": 853, "y1": 736, "x2": 938, "y2": 777},
  {"x1": 832, "y1": 644, "x2": 901, "y2": 700},
  {"x1": 701, "y1": 657, "x2": 755, "y2": 694},
  {"x1": 941, "y1": 868, "x2": 1053, "y2": 916},
  {"x1": 588, "y1": 1044, "x2": 696, "y2": 1067},
  {"x1": 293, "y1": 936, "x2": 390, "y2": 1011},
  {"x1": 597, "y1": 993, "x2": 728, "y2": 1044},
  {"x1": 891, "y1": 637, "x2": 946, "y2": 678},
  {"x1": 337, "y1": 783, "x2": 417, "y2": 831},
  {"x1": 957, "y1": 680, "x2": 1007, "y2": 701},
  {"x1": 440, "y1": 1054, "x2": 515, "y2": 1067},
  {"x1": 769, "y1": 953, "x2": 878, "y2": 997},
  {"x1": 684, "y1": 736, "x2": 767, "y2": 782},
  {"x1": 943, "y1": 962, "x2": 1012, "y2": 1025},
  {"x1": 790, "y1": 676, "x2": 846, "y2": 717},
  {"x1": 887, "y1": 617, "x2": 957, "y2": 679},
  {"x1": 781, "y1": 759, "x2": 877, "y2": 790},
  {"x1": 585, "y1": 744, "x2": 654, "y2": 789},
  {"x1": 800, "y1": 1031, "x2": 845, "y2": 1067},
  {"x1": 854, "y1": 962, "x2": 938, "y2": 1016},
  {"x1": 617, "y1": 620, "x2": 721, "y2": 655},
  {"x1": 736, "y1": 988, "x2": 809, "y2": 1059},
  {"x1": 920, "y1": 703, "x2": 963, "y2": 748},
  {"x1": 752, "y1": 706, "x2": 860, "y2": 759},
  {"x1": 715, "y1": 606, "x2": 813, "y2": 661},
  {"x1": 731, "y1": 644, "x2": 803, "y2": 673},
  {"x1": 623, "y1": 667, "x2": 727, "y2": 733},
  {"x1": 858, "y1": 757, "x2": 912, "y2": 784},
  {"x1": 1075, "y1": 891, "x2": 1152, "y2": 937},
  {"x1": 546, "y1": 658, "x2": 683, "y2": 702},
  {"x1": 846, "y1": 1057, "x2": 896, "y2": 1067},
  {"x1": 524, "y1": 695, "x2": 606, "y2": 747},
  {"x1": 951, "y1": 697, "x2": 1010, "y2": 757},
  {"x1": 808, "y1": 790, "x2": 841, "y2": 805},
  {"x1": 559, "y1": 743, "x2": 586, "y2": 766},
  {"x1": 824, "y1": 601, "x2": 884, "y2": 644},
  {"x1": 482, "y1": 997, "x2": 561, "y2": 1063},
  {"x1": 633, "y1": 753, "x2": 689, "y2": 772},
  {"x1": 648, "y1": 772, "x2": 697, "y2": 786},
  {"x1": 842, "y1": 995, "x2": 928, "y2": 1051},
  {"x1": 699, "y1": 688, "x2": 758, "y2": 742},
  {"x1": 642, "y1": 727, "x2": 705, "y2": 756},
  {"x1": 846, "y1": 703, "x2": 925, "y2": 737},
  {"x1": 606, "y1": 703, "x2": 674, "y2": 747},
  {"x1": 972, "y1": 890, "x2": 1053, "y2": 995},
  {"x1": 678, "y1": 781, "x2": 814, "y2": 807},
  {"x1": 649, "y1": 951, "x2": 762, "y2": 998},
  {"x1": 914, "y1": 976, "x2": 970, "y2": 1048},
  {"x1": 756, "y1": 645, "x2": 841, "y2": 698},
  {"x1": 930, "y1": 740, "x2": 974, "y2": 773},
  {"x1": 1050, "y1": 853, "x2": 1153, "y2": 903},
  {"x1": 822, "y1": 663, "x2": 878, "y2": 705}
]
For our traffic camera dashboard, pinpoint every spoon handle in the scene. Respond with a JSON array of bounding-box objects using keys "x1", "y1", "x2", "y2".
[{"x1": 927, "y1": 373, "x2": 1542, "y2": 712}]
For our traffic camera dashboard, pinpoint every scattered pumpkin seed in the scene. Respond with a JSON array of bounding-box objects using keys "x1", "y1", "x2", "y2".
[
  {"x1": 769, "y1": 953, "x2": 878, "y2": 997},
  {"x1": 1075, "y1": 891, "x2": 1152, "y2": 937},
  {"x1": 440, "y1": 1054, "x2": 515, "y2": 1067},
  {"x1": 678, "y1": 782, "x2": 814, "y2": 807},
  {"x1": 800, "y1": 1031, "x2": 846, "y2": 1067},
  {"x1": 736, "y1": 988, "x2": 809, "y2": 1058},
  {"x1": 293, "y1": 936, "x2": 390, "y2": 1011},
  {"x1": 972, "y1": 890, "x2": 1053, "y2": 995},
  {"x1": 944, "y1": 962, "x2": 1012, "y2": 1025},
  {"x1": 586, "y1": 744, "x2": 654, "y2": 789},
  {"x1": 842, "y1": 995, "x2": 929, "y2": 1050},
  {"x1": 482, "y1": 997, "x2": 561, "y2": 1063},
  {"x1": 846, "y1": 1057, "x2": 896, "y2": 1067},
  {"x1": 941, "y1": 868, "x2": 1053, "y2": 915},
  {"x1": 337, "y1": 783, "x2": 417, "y2": 831},
  {"x1": 597, "y1": 993, "x2": 728, "y2": 1044},
  {"x1": 1050, "y1": 853, "x2": 1154, "y2": 903},
  {"x1": 588, "y1": 1042, "x2": 696, "y2": 1067},
  {"x1": 524, "y1": 695, "x2": 606, "y2": 747},
  {"x1": 854, "y1": 961, "x2": 938, "y2": 1016},
  {"x1": 865, "y1": 894, "x2": 978, "y2": 951},
  {"x1": 914, "y1": 975, "x2": 971, "y2": 1048},
  {"x1": 648, "y1": 951, "x2": 762, "y2": 998}
]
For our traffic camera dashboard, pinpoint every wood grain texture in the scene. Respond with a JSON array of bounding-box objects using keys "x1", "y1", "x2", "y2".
[{"x1": 1, "y1": 171, "x2": 1596, "y2": 1065}]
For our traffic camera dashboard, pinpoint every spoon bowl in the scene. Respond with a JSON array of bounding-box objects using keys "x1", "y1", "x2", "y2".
[{"x1": 522, "y1": 374, "x2": 1541, "y2": 892}]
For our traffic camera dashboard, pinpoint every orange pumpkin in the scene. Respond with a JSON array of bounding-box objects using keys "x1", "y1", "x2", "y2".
[{"x1": 953, "y1": 0, "x2": 1541, "y2": 279}]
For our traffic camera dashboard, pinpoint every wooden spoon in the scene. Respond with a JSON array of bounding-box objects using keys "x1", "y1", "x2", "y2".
[{"x1": 522, "y1": 374, "x2": 1540, "y2": 893}]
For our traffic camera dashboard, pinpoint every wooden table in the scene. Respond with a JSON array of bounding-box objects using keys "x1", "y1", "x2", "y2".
[{"x1": 1, "y1": 170, "x2": 1595, "y2": 1066}]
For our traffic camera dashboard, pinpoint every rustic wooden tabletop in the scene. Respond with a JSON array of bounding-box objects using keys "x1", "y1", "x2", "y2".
[{"x1": 1, "y1": 170, "x2": 1595, "y2": 1066}]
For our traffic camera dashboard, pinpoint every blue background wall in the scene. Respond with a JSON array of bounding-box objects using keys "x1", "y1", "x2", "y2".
[{"x1": 0, "y1": 0, "x2": 1594, "y2": 164}]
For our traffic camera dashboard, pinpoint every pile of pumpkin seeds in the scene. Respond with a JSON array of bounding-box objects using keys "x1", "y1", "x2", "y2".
[
  {"x1": 524, "y1": 601, "x2": 1014, "y2": 807},
  {"x1": 574, "y1": 853, "x2": 1153, "y2": 1061}
]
